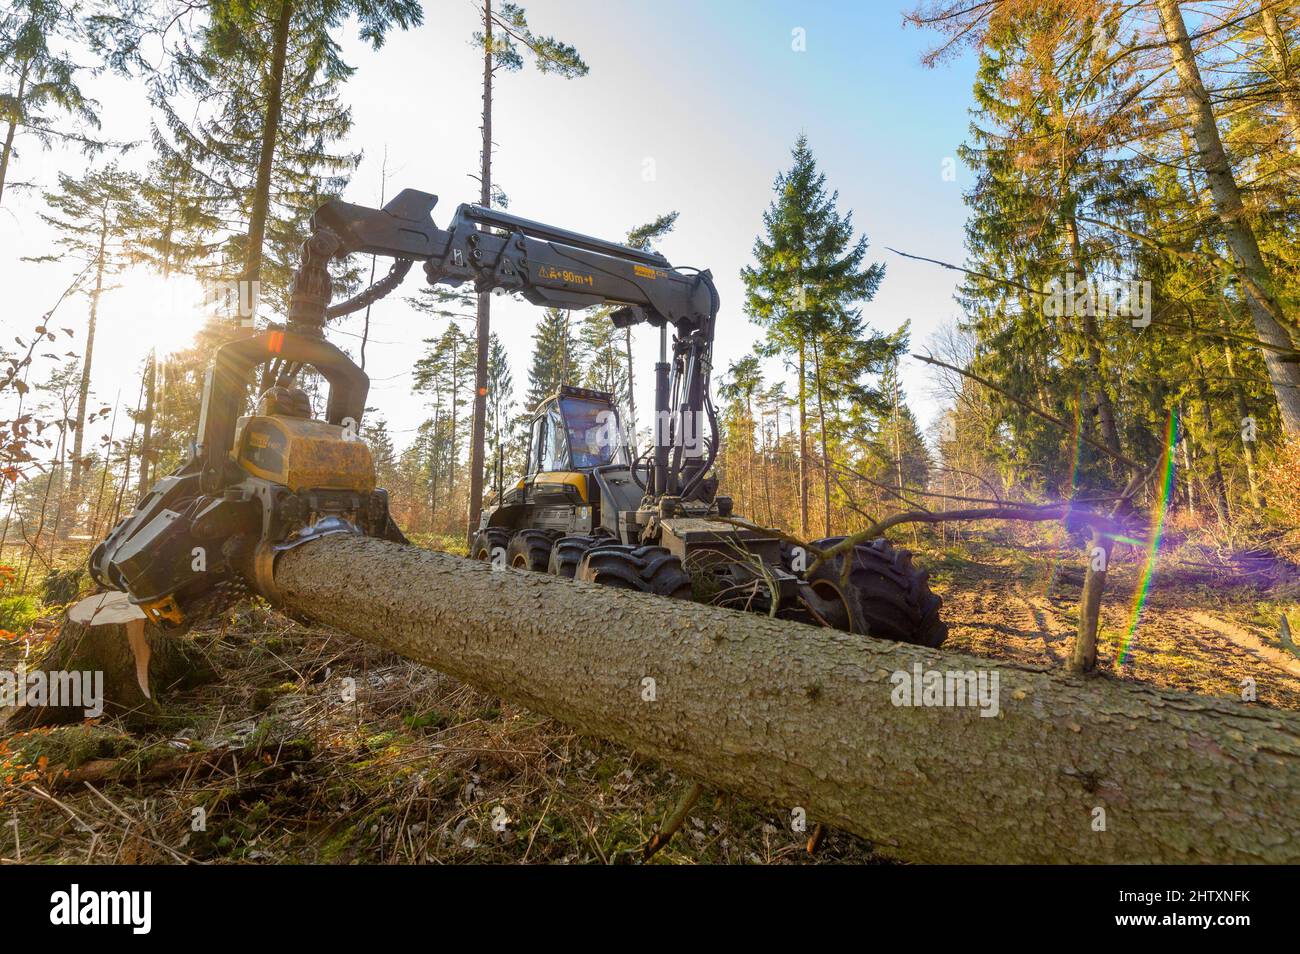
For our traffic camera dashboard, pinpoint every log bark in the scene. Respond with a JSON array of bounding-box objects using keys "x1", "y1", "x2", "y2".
[{"x1": 273, "y1": 534, "x2": 1300, "y2": 864}]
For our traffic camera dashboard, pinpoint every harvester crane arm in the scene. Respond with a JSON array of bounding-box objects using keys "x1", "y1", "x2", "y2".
[
  {"x1": 288, "y1": 189, "x2": 716, "y2": 337},
  {"x1": 288, "y1": 189, "x2": 721, "y2": 499}
]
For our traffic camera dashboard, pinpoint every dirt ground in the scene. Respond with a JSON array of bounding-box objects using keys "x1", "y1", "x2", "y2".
[
  {"x1": 933, "y1": 536, "x2": 1300, "y2": 710},
  {"x1": 2, "y1": 532, "x2": 1297, "y2": 864}
]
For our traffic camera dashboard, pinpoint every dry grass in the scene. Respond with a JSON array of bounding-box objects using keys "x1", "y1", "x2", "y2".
[
  {"x1": 0, "y1": 601, "x2": 877, "y2": 864},
  {"x1": 2, "y1": 528, "x2": 1297, "y2": 865}
]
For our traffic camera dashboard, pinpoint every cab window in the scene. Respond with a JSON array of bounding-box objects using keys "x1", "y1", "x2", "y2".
[
  {"x1": 561, "y1": 397, "x2": 624, "y2": 468},
  {"x1": 528, "y1": 414, "x2": 546, "y2": 474},
  {"x1": 542, "y1": 403, "x2": 568, "y2": 471}
]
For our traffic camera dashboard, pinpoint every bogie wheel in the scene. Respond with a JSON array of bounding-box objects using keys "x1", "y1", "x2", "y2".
[
  {"x1": 508, "y1": 529, "x2": 558, "y2": 571},
  {"x1": 807, "y1": 536, "x2": 947, "y2": 647},
  {"x1": 470, "y1": 528, "x2": 512, "y2": 564},
  {"x1": 576, "y1": 544, "x2": 693, "y2": 599},
  {"x1": 548, "y1": 534, "x2": 601, "y2": 578}
]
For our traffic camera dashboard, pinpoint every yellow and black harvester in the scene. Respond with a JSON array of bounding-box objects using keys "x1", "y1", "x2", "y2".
[{"x1": 91, "y1": 189, "x2": 945, "y2": 647}]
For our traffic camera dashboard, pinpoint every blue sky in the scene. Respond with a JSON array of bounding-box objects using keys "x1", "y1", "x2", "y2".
[{"x1": 1, "y1": 0, "x2": 980, "y2": 453}]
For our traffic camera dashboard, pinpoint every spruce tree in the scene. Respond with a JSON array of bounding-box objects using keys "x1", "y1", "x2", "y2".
[
  {"x1": 525, "y1": 308, "x2": 578, "y2": 410},
  {"x1": 742, "y1": 135, "x2": 897, "y2": 535},
  {"x1": 0, "y1": 0, "x2": 111, "y2": 205},
  {"x1": 30, "y1": 163, "x2": 140, "y2": 504},
  {"x1": 485, "y1": 333, "x2": 515, "y2": 496},
  {"x1": 414, "y1": 322, "x2": 477, "y2": 505}
]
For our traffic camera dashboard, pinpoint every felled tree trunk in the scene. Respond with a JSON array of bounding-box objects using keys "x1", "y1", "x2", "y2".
[
  {"x1": 274, "y1": 535, "x2": 1300, "y2": 864},
  {"x1": 3, "y1": 592, "x2": 215, "y2": 730}
]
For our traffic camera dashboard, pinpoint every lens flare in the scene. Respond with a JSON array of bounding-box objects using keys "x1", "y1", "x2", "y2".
[{"x1": 1117, "y1": 408, "x2": 1178, "y2": 666}]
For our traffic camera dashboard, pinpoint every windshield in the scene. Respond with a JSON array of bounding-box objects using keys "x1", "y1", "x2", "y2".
[{"x1": 561, "y1": 397, "x2": 623, "y2": 468}]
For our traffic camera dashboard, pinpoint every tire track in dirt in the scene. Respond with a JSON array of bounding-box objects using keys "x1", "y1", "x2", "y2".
[
  {"x1": 941, "y1": 578, "x2": 1070, "y2": 667},
  {"x1": 1105, "y1": 607, "x2": 1300, "y2": 709},
  {"x1": 1185, "y1": 611, "x2": 1300, "y2": 678}
]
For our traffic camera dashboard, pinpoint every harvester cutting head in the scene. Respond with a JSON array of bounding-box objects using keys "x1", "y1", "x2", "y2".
[{"x1": 90, "y1": 329, "x2": 405, "y2": 625}]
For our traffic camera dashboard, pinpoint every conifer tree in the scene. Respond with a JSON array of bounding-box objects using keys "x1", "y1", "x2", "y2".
[
  {"x1": 0, "y1": 0, "x2": 112, "y2": 205},
  {"x1": 31, "y1": 162, "x2": 140, "y2": 504},
  {"x1": 525, "y1": 308, "x2": 578, "y2": 410},
  {"x1": 742, "y1": 135, "x2": 897, "y2": 535}
]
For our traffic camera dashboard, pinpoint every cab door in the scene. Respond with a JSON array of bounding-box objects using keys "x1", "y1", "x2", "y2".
[{"x1": 523, "y1": 402, "x2": 571, "y2": 501}]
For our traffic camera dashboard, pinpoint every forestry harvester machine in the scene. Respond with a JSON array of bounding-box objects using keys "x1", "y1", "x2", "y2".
[{"x1": 90, "y1": 190, "x2": 946, "y2": 647}]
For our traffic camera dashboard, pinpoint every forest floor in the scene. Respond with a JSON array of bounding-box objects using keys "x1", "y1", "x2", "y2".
[{"x1": 1, "y1": 530, "x2": 1298, "y2": 865}]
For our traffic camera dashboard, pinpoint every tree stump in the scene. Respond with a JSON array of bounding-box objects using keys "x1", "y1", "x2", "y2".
[{"x1": 2, "y1": 591, "x2": 216, "y2": 730}]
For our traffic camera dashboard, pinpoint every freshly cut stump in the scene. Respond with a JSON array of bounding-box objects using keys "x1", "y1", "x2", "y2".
[{"x1": 2, "y1": 592, "x2": 215, "y2": 730}]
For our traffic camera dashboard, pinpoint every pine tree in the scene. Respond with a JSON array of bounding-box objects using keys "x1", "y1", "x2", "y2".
[
  {"x1": 742, "y1": 135, "x2": 898, "y2": 535},
  {"x1": 362, "y1": 410, "x2": 397, "y2": 490},
  {"x1": 30, "y1": 163, "x2": 140, "y2": 506},
  {"x1": 414, "y1": 322, "x2": 477, "y2": 515},
  {"x1": 954, "y1": 8, "x2": 1150, "y2": 495},
  {"x1": 579, "y1": 312, "x2": 627, "y2": 401},
  {"x1": 123, "y1": 152, "x2": 220, "y2": 278},
  {"x1": 100, "y1": 0, "x2": 421, "y2": 316},
  {"x1": 0, "y1": 0, "x2": 112, "y2": 205},
  {"x1": 465, "y1": 1, "x2": 588, "y2": 541},
  {"x1": 525, "y1": 308, "x2": 578, "y2": 410},
  {"x1": 485, "y1": 333, "x2": 515, "y2": 498},
  {"x1": 717, "y1": 354, "x2": 763, "y2": 516},
  {"x1": 870, "y1": 353, "x2": 930, "y2": 496}
]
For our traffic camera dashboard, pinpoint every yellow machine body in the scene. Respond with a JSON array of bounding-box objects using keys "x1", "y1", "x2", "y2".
[
  {"x1": 234, "y1": 415, "x2": 375, "y2": 493},
  {"x1": 516, "y1": 472, "x2": 591, "y2": 504}
]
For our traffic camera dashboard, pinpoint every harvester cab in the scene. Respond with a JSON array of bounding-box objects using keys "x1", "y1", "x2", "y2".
[
  {"x1": 90, "y1": 187, "x2": 946, "y2": 647},
  {"x1": 474, "y1": 385, "x2": 644, "y2": 566}
]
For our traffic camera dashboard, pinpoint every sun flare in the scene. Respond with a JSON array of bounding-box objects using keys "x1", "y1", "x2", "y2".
[{"x1": 102, "y1": 267, "x2": 217, "y2": 358}]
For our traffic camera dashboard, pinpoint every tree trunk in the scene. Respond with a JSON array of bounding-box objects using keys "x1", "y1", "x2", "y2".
[
  {"x1": 1192, "y1": 358, "x2": 1230, "y2": 522},
  {"x1": 797, "y1": 340, "x2": 809, "y2": 536},
  {"x1": 623, "y1": 327, "x2": 638, "y2": 456},
  {"x1": 3, "y1": 593, "x2": 214, "y2": 731},
  {"x1": 242, "y1": 0, "x2": 293, "y2": 292},
  {"x1": 0, "y1": 60, "x2": 28, "y2": 207},
  {"x1": 1157, "y1": 0, "x2": 1300, "y2": 435},
  {"x1": 137, "y1": 351, "x2": 156, "y2": 499},
  {"x1": 1261, "y1": 5, "x2": 1300, "y2": 150},
  {"x1": 1223, "y1": 340, "x2": 1265, "y2": 508},
  {"x1": 812, "y1": 338, "x2": 832, "y2": 537},
  {"x1": 1179, "y1": 427, "x2": 1196, "y2": 516},
  {"x1": 448, "y1": 347, "x2": 460, "y2": 502},
  {"x1": 760, "y1": 408, "x2": 774, "y2": 526},
  {"x1": 1069, "y1": 527, "x2": 1114, "y2": 674},
  {"x1": 465, "y1": 0, "x2": 494, "y2": 547},
  {"x1": 69, "y1": 212, "x2": 107, "y2": 505},
  {"x1": 268, "y1": 534, "x2": 1300, "y2": 863},
  {"x1": 428, "y1": 418, "x2": 441, "y2": 526}
]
